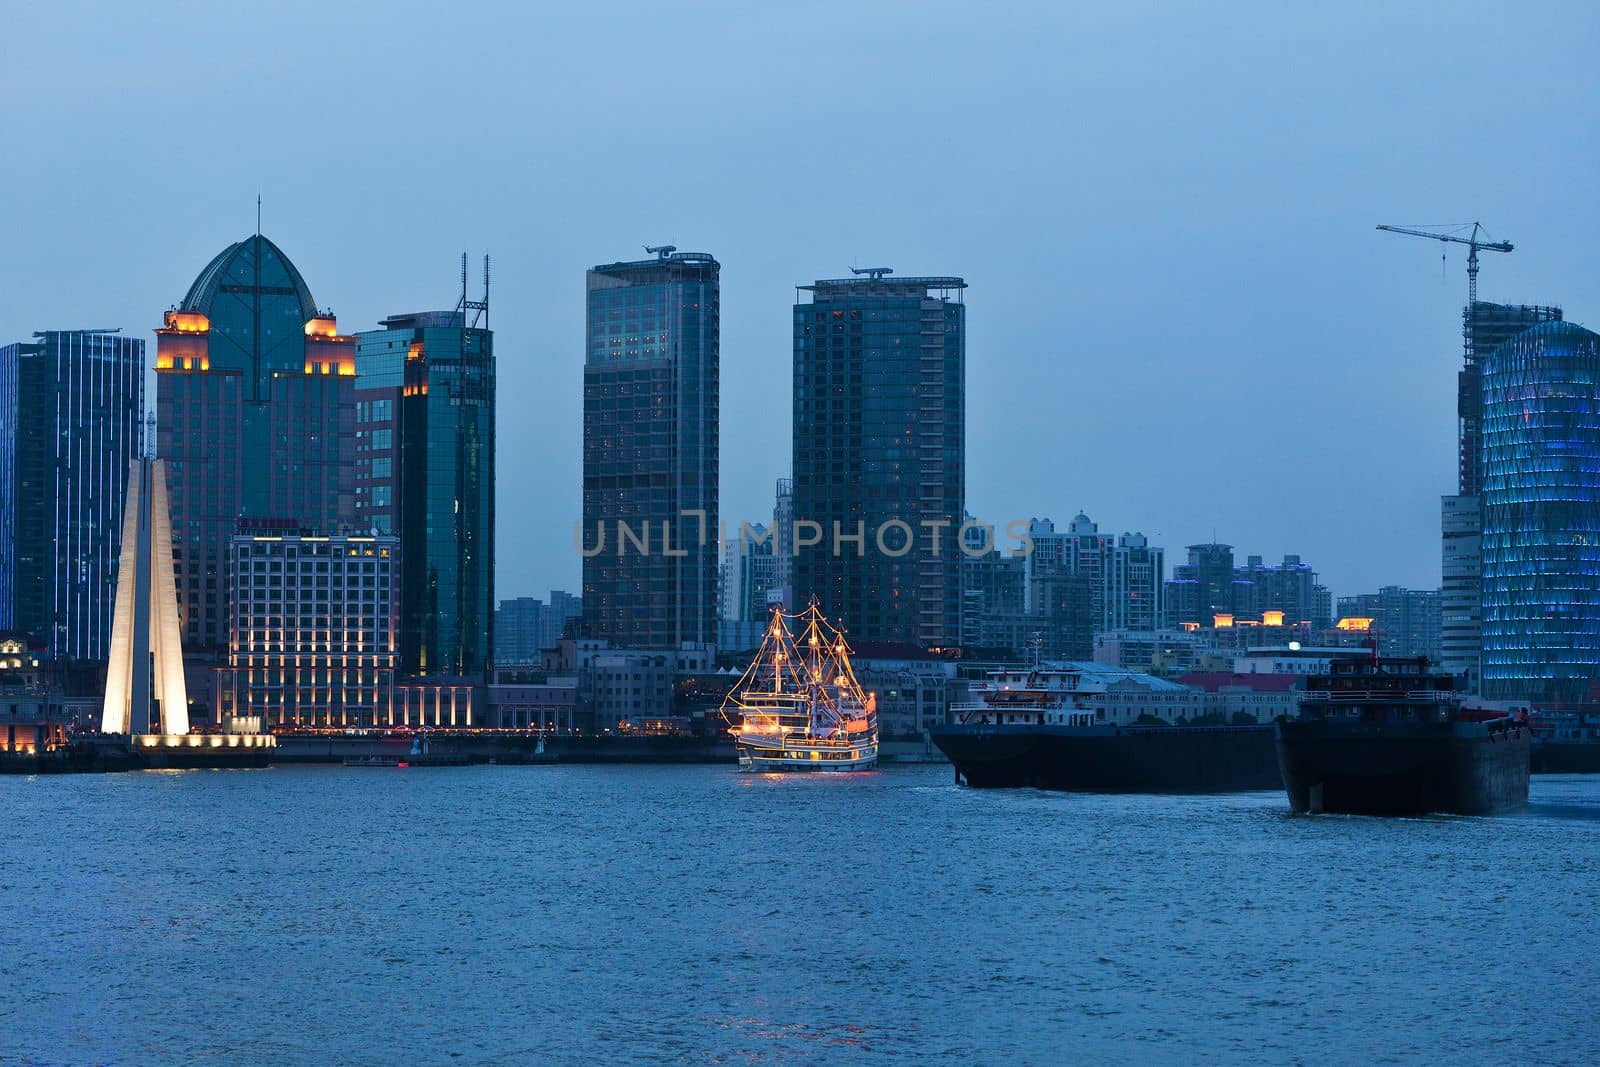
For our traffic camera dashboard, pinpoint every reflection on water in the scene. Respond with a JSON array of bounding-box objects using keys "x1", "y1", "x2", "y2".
[{"x1": 0, "y1": 765, "x2": 1594, "y2": 1063}]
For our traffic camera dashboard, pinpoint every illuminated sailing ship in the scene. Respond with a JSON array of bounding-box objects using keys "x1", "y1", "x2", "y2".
[{"x1": 722, "y1": 601, "x2": 878, "y2": 772}]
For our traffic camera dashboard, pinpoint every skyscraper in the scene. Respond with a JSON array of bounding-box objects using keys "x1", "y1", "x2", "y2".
[
  {"x1": 1443, "y1": 301, "x2": 1563, "y2": 690},
  {"x1": 0, "y1": 330, "x2": 144, "y2": 665},
  {"x1": 155, "y1": 235, "x2": 356, "y2": 656},
  {"x1": 792, "y1": 269, "x2": 966, "y2": 646},
  {"x1": 355, "y1": 295, "x2": 495, "y2": 681},
  {"x1": 1480, "y1": 320, "x2": 1600, "y2": 704},
  {"x1": 582, "y1": 248, "x2": 719, "y2": 650}
]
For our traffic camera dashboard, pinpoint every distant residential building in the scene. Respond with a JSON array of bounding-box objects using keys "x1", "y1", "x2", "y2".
[
  {"x1": 0, "y1": 329, "x2": 144, "y2": 665},
  {"x1": 1165, "y1": 543, "x2": 1234, "y2": 625},
  {"x1": 1480, "y1": 320, "x2": 1600, "y2": 704},
  {"x1": 581, "y1": 248, "x2": 720, "y2": 651},
  {"x1": 772, "y1": 478, "x2": 795, "y2": 609},
  {"x1": 791, "y1": 270, "x2": 966, "y2": 646},
  {"x1": 495, "y1": 597, "x2": 545, "y2": 665},
  {"x1": 495, "y1": 590, "x2": 583, "y2": 666},
  {"x1": 960, "y1": 545, "x2": 1025, "y2": 648},
  {"x1": 1233, "y1": 554, "x2": 1330, "y2": 629},
  {"x1": 1013, "y1": 515, "x2": 1165, "y2": 643},
  {"x1": 1335, "y1": 586, "x2": 1442, "y2": 663},
  {"x1": 155, "y1": 235, "x2": 358, "y2": 657},
  {"x1": 355, "y1": 298, "x2": 495, "y2": 682},
  {"x1": 720, "y1": 524, "x2": 777, "y2": 624},
  {"x1": 541, "y1": 591, "x2": 581, "y2": 649},
  {"x1": 1167, "y1": 545, "x2": 1329, "y2": 629}
]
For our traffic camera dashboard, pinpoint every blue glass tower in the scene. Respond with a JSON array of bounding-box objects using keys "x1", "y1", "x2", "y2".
[
  {"x1": 354, "y1": 308, "x2": 495, "y2": 680},
  {"x1": 1480, "y1": 320, "x2": 1600, "y2": 704},
  {"x1": 0, "y1": 330, "x2": 144, "y2": 663}
]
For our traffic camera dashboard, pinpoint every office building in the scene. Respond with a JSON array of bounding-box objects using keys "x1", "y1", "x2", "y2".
[
  {"x1": 792, "y1": 269, "x2": 965, "y2": 646},
  {"x1": 214, "y1": 530, "x2": 397, "y2": 728},
  {"x1": 155, "y1": 234, "x2": 356, "y2": 656},
  {"x1": 582, "y1": 248, "x2": 719, "y2": 650},
  {"x1": 495, "y1": 591, "x2": 584, "y2": 665},
  {"x1": 1444, "y1": 301, "x2": 1563, "y2": 691},
  {"x1": 355, "y1": 293, "x2": 495, "y2": 681},
  {"x1": 1480, "y1": 321, "x2": 1600, "y2": 704},
  {"x1": 0, "y1": 330, "x2": 144, "y2": 665}
]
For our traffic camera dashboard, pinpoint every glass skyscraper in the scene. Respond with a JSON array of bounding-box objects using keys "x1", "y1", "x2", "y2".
[
  {"x1": 155, "y1": 234, "x2": 356, "y2": 656},
  {"x1": 792, "y1": 271, "x2": 966, "y2": 647},
  {"x1": 1480, "y1": 320, "x2": 1600, "y2": 704},
  {"x1": 354, "y1": 310, "x2": 495, "y2": 680},
  {"x1": 0, "y1": 330, "x2": 144, "y2": 663},
  {"x1": 582, "y1": 249, "x2": 719, "y2": 651},
  {"x1": 1443, "y1": 301, "x2": 1563, "y2": 690}
]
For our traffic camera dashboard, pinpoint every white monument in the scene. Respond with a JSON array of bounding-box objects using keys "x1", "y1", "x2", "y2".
[{"x1": 101, "y1": 457, "x2": 189, "y2": 736}]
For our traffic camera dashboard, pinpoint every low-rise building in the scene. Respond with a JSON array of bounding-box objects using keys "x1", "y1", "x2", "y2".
[
  {"x1": 852, "y1": 641, "x2": 959, "y2": 737},
  {"x1": 489, "y1": 678, "x2": 579, "y2": 731},
  {"x1": 215, "y1": 531, "x2": 481, "y2": 729}
]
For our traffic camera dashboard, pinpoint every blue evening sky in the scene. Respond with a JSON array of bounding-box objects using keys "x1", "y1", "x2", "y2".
[{"x1": 5, "y1": 1, "x2": 1597, "y2": 602}]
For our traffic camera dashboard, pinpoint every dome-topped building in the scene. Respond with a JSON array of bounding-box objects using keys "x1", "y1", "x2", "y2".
[{"x1": 155, "y1": 233, "x2": 356, "y2": 658}]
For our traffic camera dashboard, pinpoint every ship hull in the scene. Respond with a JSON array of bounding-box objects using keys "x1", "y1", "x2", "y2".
[
  {"x1": 1531, "y1": 740, "x2": 1600, "y2": 775},
  {"x1": 735, "y1": 740, "x2": 877, "y2": 773},
  {"x1": 930, "y1": 724, "x2": 1280, "y2": 793},
  {"x1": 1276, "y1": 720, "x2": 1530, "y2": 815}
]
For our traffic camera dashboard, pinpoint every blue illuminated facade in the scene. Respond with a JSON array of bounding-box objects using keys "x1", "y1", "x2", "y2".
[
  {"x1": 0, "y1": 330, "x2": 144, "y2": 662},
  {"x1": 1480, "y1": 320, "x2": 1600, "y2": 704}
]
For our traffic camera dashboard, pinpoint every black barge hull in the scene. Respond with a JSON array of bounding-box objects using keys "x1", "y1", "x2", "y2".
[
  {"x1": 930, "y1": 724, "x2": 1280, "y2": 793},
  {"x1": 1276, "y1": 721, "x2": 1529, "y2": 815}
]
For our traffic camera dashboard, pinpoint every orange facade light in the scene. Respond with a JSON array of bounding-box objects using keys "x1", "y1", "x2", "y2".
[
  {"x1": 1261, "y1": 610, "x2": 1285, "y2": 627},
  {"x1": 1213, "y1": 613, "x2": 1234, "y2": 628},
  {"x1": 1336, "y1": 617, "x2": 1375, "y2": 632},
  {"x1": 163, "y1": 309, "x2": 210, "y2": 334}
]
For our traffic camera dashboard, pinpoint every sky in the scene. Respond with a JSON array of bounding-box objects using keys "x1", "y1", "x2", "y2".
[{"x1": 5, "y1": 1, "x2": 1598, "y2": 605}]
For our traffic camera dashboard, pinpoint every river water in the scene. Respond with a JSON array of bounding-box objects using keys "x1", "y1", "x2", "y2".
[{"x1": 2, "y1": 765, "x2": 1595, "y2": 1064}]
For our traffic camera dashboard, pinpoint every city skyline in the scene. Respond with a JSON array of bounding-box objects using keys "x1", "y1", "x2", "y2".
[{"x1": 6, "y1": 5, "x2": 1600, "y2": 604}]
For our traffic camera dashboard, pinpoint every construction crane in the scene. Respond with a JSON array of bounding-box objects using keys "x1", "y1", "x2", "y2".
[{"x1": 1376, "y1": 222, "x2": 1513, "y2": 306}]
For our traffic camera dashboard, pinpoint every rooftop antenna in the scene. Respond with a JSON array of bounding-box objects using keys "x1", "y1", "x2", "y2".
[
  {"x1": 256, "y1": 194, "x2": 261, "y2": 235},
  {"x1": 645, "y1": 244, "x2": 677, "y2": 260},
  {"x1": 457, "y1": 251, "x2": 489, "y2": 330},
  {"x1": 850, "y1": 266, "x2": 893, "y2": 280}
]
